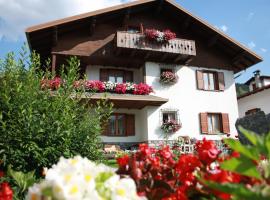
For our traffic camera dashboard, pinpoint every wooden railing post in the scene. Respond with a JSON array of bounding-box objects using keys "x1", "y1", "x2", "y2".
[{"x1": 51, "y1": 54, "x2": 56, "y2": 75}]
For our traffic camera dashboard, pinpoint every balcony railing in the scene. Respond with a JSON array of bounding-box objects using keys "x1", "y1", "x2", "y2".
[{"x1": 116, "y1": 31, "x2": 196, "y2": 56}]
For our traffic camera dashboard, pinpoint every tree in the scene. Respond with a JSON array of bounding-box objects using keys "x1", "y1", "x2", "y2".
[{"x1": 0, "y1": 47, "x2": 112, "y2": 175}]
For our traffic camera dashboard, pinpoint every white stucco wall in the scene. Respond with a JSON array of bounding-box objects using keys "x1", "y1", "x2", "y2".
[
  {"x1": 263, "y1": 79, "x2": 270, "y2": 87},
  {"x1": 86, "y1": 65, "x2": 143, "y2": 83},
  {"x1": 144, "y1": 62, "x2": 239, "y2": 141},
  {"x1": 238, "y1": 89, "x2": 270, "y2": 117}
]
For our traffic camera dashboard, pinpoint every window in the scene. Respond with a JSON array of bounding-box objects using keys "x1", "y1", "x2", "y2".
[
  {"x1": 196, "y1": 70, "x2": 225, "y2": 91},
  {"x1": 103, "y1": 113, "x2": 135, "y2": 136},
  {"x1": 245, "y1": 108, "x2": 261, "y2": 116},
  {"x1": 107, "y1": 70, "x2": 124, "y2": 83},
  {"x1": 160, "y1": 68, "x2": 173, "y2": 74},
  {"x1": 203, "y1": 72, "x2": 218, "y2": 90},
  {"x1": 161, "y1": 109, "x2": 180, "y2": 124},
  {"x1": 127, "y1": 25, "x2": 140, "y2": 33},
  {"x1": 207, "y1": 113, "x2": 221, "y2": 134},
  {"x1": 100, "y1": 69, "x2": 133, "y2": 83},
  {"x1": 200, "y1": 113, "x2": 230, "y2": 134}
]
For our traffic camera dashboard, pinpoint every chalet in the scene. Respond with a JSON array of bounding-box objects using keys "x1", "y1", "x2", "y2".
[
  {"x1": 238, "y1": 70, "x2": 270, "y2": 117},
  {"x1": 25, "y1": 0, "x2": 262, "y2": 148}
]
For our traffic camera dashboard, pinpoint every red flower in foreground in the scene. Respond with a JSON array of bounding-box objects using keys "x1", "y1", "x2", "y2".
[
  {"x1": 117, "y1": 155, "x2": 129, "y2": 168},
  {"x1": 196, "y1": 138, "x2": 220, "y2": 165}
]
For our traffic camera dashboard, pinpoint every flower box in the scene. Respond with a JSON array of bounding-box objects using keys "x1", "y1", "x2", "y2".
[
  {"x1": 144, "y1": 29, "x2": 176, "y2": 43},
  {"x1": 160, "y1": 71, "x2": 178, "y2": 84},
  {"x1": 161, "y1": 120, "x2": 181, "y2": 133}
]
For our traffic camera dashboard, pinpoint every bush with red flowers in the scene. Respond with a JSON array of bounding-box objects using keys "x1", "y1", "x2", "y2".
[
  {"x1": 116, "y1": 128, "x2": 270, "y2": 200},
  {"x1": 160, "y1": 71, "x2": 178, "y2": 84},
  {"x1": 144, "y1": 29, "x2": 176, "y2": 43}
]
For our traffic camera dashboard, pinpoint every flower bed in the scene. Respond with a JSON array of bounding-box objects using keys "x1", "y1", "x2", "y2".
[
  {"x1": 161, "y1": 120, "x2": 181, "y2": 133},
  {"x1": 41, "y1": 78, "x2": 153, "y2": 95},
  {"x1": 160, "y1": 71, "x2": 178, "y2": 84},
  {"x1": 144, "y1": 29, "x2": 176, "y2": 43}
]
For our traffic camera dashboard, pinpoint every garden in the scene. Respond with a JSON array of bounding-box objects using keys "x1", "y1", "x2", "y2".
[{"x1": 0, "y1": 49, "x2": 270, "y2": 200}]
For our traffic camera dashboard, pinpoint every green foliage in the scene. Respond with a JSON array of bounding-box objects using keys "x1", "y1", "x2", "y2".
[
  {"x1": 0, "y1": 167, "x2": 37, "y2": 200},
  {"x1": 0, "y1": 47, "x2": 112, "y2": 175},
  {"x1": 236, "y1": 83, "x2": 249, "y2": 97},
  {"x1": 204, "y1": 127, "x2": 270, "y2": 199}
]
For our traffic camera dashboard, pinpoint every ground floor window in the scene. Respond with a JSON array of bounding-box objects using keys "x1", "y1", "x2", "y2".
[
  {"x1": 103, "y1": 113, "x2": 135, "y2": 136},
  {"x1": 200, "y1": 112, "x2": 230, "y2": 134}
]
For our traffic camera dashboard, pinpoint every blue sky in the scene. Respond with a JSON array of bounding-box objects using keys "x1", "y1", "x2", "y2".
[{"x1": 0, "y1": 0, "x2": 269, "y2": 83}]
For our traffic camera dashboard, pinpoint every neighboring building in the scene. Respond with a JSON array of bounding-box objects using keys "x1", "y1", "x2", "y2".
[
  {"x1": 25, "y1": 0, "x2": 262, "y2": 148},
  {"x1": 238, "y1": 70, "x2": 270, "y2": 117}
]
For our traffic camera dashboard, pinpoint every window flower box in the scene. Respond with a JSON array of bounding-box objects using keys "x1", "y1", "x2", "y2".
[
  {"x1": 41, "y1": 78, "x2": 153, "y2": 95},
  {"x1": 161, "y1": 120, "x2": 181, "y2": 133},
  {"x1": 144, "y1": 29, "x2": 176, "y2": 43},
  {"x1": 160, "y1": 71, "x2": 178, "y2": 84}
]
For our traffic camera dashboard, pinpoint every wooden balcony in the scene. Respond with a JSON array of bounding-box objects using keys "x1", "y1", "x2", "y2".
[{"x1": 115, "y1": 31, "x2": 196, "y2": 63}]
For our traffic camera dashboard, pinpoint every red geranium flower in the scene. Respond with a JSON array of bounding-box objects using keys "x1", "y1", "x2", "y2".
[
  {"x1": 115, "y1": 83, "x2": 127, "y2": 94},
  {"x1": 195, "y1": 138, "x2": 220, "y2": 165},
  {"x1": 117, "y1": 155, "x2": 129, "y2": 168}
]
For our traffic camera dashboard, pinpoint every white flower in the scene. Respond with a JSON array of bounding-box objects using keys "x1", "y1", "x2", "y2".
[
  {"x1": 26, "y1": 156, "x2": 144, "y2": 200},
  {"x1": 104, "y1": 81, "x2": 116, "y2": 91}
]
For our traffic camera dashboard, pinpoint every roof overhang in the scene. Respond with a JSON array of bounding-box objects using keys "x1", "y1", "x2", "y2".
[
  {"x1": 83, "y1": 93, "x2": 168, "y2": 109},
  {"x1": 25, "y1": 0, "x2": 263, "y2": 72}
]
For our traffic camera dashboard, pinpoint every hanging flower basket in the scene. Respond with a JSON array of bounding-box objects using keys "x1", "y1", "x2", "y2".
[
  {"x1": 160, "y1": 71, "x2": 178, "y2": 84},
  {"x1": 144, "y1": 29, "x2": 176, "y2": 43},
  {"x1": 161, "y1": 120, "x2": 181, "y2": 133}
]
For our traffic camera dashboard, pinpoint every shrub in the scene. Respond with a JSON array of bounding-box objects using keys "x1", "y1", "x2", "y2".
[{"x1": 0, "y1": 48, "x2": 112, "y2": 175}]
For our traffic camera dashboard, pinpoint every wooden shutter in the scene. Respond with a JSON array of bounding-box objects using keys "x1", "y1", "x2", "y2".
[
  {"x1": 218, "y1": 72, "x2": 225, "y2": 91},
  {"x1": 126, "y1": 114, "x2": 135, "y2": 136},
  {"x1": 100, "y1": 69, "x2": 108, "y2": 81},
  {"x1": 196, "y1": 70, "x2": 204, "y2": 90},
  {"x1": 125, "y1": 71, "x2": 133, "y2": 82},
  {"x1": 200, "y1": 113, "x2": 208, "y2": 134},
  {"x1": 222, "y1": 113, "x2": 230, "y2": 134}
]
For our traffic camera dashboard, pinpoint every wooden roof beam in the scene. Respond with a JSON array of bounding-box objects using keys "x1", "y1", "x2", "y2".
[
  {"x1": 181, "y1": 17, "x2": 191, "y2": 31},
  {"x1": 207, "y1": 35, "x2": 219, "y2": 47},
  {"x1": 89, "y1": 16, "x2": 96, "y2": 36},
  {"x1": 155, "y1": 0, "x2": 164, "y2": 15},
  {"x1": 52, "y1": 26, "x2": 58, "y2": 46},
  {"x1": 123, "y1": 8, "x2": 131, "y2": 27}
]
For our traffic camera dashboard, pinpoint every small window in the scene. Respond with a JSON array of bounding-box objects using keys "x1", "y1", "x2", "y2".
[
  {"x1": 161, "y1": 109, "x2": 180, "y2": 124},
  {"x1": 203, "y1": 72, "x2": 218, "y2": 90},
  {"x1": 245, "y1": 108, "x2": 261, "y2": 116},
  {"x1": 127, "y1": 25, "x2": 140, "y2": 33},
  {"x1": 160, "y1": 68, "x2": 173, "y2": 74},
  {"x1": 207, "y1": 113, "x2": 222, "y2": 134},
  {"x1": 108, "y1": 70, "x2": 124, "y2": 83}
]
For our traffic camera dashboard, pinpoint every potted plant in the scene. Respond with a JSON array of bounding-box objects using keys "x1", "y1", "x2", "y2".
[
  {"x1": 160, "y1": 71, "x2": 178, "y2": 84},
  {"x1": 161, "y1": 120, "x2": 181, "y2": 133}
]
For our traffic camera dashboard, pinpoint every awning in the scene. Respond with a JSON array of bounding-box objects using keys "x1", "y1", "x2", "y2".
[{"x1": 83, "y1": 93, "x2": 168, "y2": 109}]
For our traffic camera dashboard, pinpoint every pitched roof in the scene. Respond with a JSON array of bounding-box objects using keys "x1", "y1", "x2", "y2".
[
  {"x1": 238, "y1": 84, "x2": 270, "y2": 99},
  {"x1": 25, "y1": 0, "x2": 262, "y2": 70},
  {"x1": 245, "y1": 75, "x2": 270, "y2": 85}
]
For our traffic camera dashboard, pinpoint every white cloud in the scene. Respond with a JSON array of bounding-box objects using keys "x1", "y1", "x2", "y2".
[
  {"x1": 260, "y1": 48, "x2": 267, "y2": 53},
  {"x1": 247, "y1": 41, "x2": 256, "y2": 49},
  {"x1": 214, "y1": 25, "x2": 228, "y2": 32},
  {"x1": 0, "y1": 0, "x2": 132, "y2": 41},
  {"x1": 247, "y1": 12, "x2": 255, "y2": 21}
]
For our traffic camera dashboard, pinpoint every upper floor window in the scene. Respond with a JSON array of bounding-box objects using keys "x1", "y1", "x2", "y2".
[
  {"x1": 102, "y1": 113, "x2": 135, "y2": 137},
  {"x1": 196, "y1": 70, "x2": 225, "y2": 91},
  {"x1": 100, "y1": 69, "x2": 133, "y2": 83},
  {"x1": 200, "y1": 113, "x2": 230, "y2": 134},
  {"x1": 245, "y1": 108, "x2": 261, "y2": 116}
]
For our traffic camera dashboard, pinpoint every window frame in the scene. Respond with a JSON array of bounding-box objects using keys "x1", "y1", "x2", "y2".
[
  {"x1": 202, "y1": 71, "x2": 219, "y2": 91},
  {"x1": 100, "y1": 68, "x2": 134, "y2": 83},
  {"x1": 107, "y1": 113, "x2": 126, "y2": 137},
  {"x1": 160, "y1": 109, "x2": 180, "y2": 125},
  {"x1": 206, "y1": 112, "x2": 222, "y2": 135}
]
